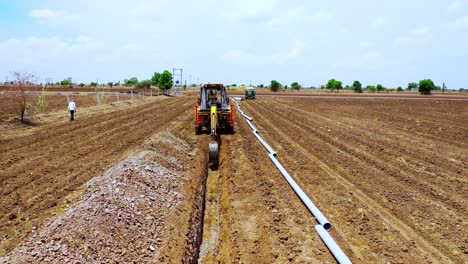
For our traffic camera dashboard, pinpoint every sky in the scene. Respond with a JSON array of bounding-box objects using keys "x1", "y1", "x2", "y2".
[{"x1": 0, "y1": 0, "x2": 467, "y2": 88}]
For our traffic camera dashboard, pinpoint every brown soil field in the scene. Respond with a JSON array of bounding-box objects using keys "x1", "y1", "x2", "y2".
[
  {"x1": 238, "y1": 97, "x2": 467, "y2": 263},
  {"x1": 0, "y1": 91, "x2": 147, "y2": 122},
  {"x1": 1, "y1": 95, "x2": 467, "y2": 263}
]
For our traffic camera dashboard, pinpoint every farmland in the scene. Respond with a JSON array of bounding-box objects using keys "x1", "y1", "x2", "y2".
[{"x1": 1, "y1": 94, "x2": 467, "y2": 263}]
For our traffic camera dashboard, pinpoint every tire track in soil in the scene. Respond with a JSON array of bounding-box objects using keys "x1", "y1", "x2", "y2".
[
  {"x1": 0, "y1": 97, "x2": 194, "y2": 256},
  {"x1": 242, "y1": 99, "x2": 457, "y2": 263}
]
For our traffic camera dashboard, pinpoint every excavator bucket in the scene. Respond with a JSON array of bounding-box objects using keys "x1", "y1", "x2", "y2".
[
  {"x1": 208, "y1": 141, "x2": 219, "y2": 168},
  {"x1": 208, "y1": 105, "x2": 219, "y2": 168}
]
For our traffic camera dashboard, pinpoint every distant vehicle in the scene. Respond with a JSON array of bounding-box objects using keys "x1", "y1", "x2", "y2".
[{"x1": 245, "y1": 87, "x2": 256, "y2": 99}]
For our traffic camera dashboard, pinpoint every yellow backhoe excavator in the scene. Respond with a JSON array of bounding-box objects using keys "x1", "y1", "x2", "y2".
[{"x1": 194, "y1": 84, "x2": 235, "y2": 169}]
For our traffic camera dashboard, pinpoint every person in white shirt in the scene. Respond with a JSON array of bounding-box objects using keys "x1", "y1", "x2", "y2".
[{"x1": 68, "y1": 100, "x2": 77, "y2": 121}]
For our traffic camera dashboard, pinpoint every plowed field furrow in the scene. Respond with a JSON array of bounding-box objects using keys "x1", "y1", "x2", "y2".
[
  {"x1": 285, "y1": 98, "x2": 468, "y2": 148},
  {"x1": 260, "y1": 99, "x2": 467, "y2": 209},
  {"x1": 249, "y1": 103, "x2": 466, "y2": 260},
  {"x1": 273, "y1": 98, "x2": 468, "y2": 172},
  {"x1": 0, "y1": 97, "x2": 193, "y2": 255},
  {"x1": 296, "y1": 98, "x2": 468, "y2": 129},
  {"x1": 0, "y1": 98, "x2": 191, "y2": 184},
  {"x1": 213, "y1": 112, "x2": 336, "y2": 263},
  {"x1": 242, "y1": 102, "x2": 447, "y2": 263},
  {"x1": 0, "y1": 97, "x2": 183, "y2": 155},
  {"x1": 243, "y1": 98, "x2": 465, "y2": 263}
]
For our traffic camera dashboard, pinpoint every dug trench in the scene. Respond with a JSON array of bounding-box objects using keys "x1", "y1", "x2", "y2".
[
  {"x1": 1, "y1": 99, "x2": 214, "y2": 263},
  {"x1": 1, "y1": 96, "x2": 345, "y2": 263}
]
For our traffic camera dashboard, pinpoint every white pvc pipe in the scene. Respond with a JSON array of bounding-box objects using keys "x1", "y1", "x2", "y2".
[
  {"x1": 253, "y1": 132, "x2": 277, "y2": 156},
  {"x1": 315, "y1": 225, "x2": 352, "y2": 264},
  {"x1": 246, "y1": 119, "x2": 258, "y2": 133},
  {"x1": 268, "y1": 153, "x2": 332, "y2": 231},
  {"x1": 242, "y1": 112, "x2": 253, "y2": 121}
]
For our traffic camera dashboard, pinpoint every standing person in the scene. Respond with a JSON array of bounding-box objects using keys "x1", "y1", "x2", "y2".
[{"x1": 68, "y1": 99, "x2": 77, "y2": 121}]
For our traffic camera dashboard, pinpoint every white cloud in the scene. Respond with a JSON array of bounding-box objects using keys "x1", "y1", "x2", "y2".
[
  {"x1": 267, "y1": 8, "x2": 332, "y2": 27},
  {"x1": 29, "y1": 8, "x2": 77, "y2": 24},
  {"x1": 410, "y1": 27, "x2": 429, "y2": 35},
  {"x1": 359, "y1": 41, "x2": 374, "y2": 48},
  {"x1": 448, "y1": 0, "x2": 464, "y2": 11},
  {"x1": 221, "y1": 40, "x2": 307, "y2": 64},
  {"x1": 448, "y1": 16, "x2": 468, "y2": 29},
  {"x1": 394, "y1": 27, "x2": 432, "y2": 46},
  {"x1": 372, "y1": 17, "x2": 385, "y2": 28},
  {"x1": 223, "y1": 0, "x2": 278, "y2": 23}
]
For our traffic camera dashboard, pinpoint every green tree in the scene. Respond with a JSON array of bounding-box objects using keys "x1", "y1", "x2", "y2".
[
  {"x1": 376, "y1": 84, "x2": 384, "y2": 93},
  {"x1": 366, "y1": 85, "x2": 376, "y2": 93},
  {"x1": 291, "y1": 82, "x2": 301, "y2": 90},
  {"x1": 107, "y1": 82, "x2": 114, "y2": 88},
  {"x1": 124, "y1": 77, "x2": 139, "y2": 86},
  {"x1": 270, "y1": 80, "x2": 281, "y2": 92},
  {"x1": 407, "y1": 82, "x2": 418, "y2": 90},
  {"x1": 397, "y1": 86, "x2": 403, "y2": 92},
  {"x1": 79, "y1": 83, "x2": 85, "y2": 87},
  {"x1": 61, "y1": 78, "x2": 72, "y2": 86},
  {"x1": 90, "y1": 82, "x2": 98, "y2": 87},
  {"x1": 136, "y1": 79, "x2": 152, "y2": 89},
  {"x1": 326, "y1": 79, "x2": 343, "y2": 92},
  {"x1": 419, "y1": 79, "x2": 435, "y2": 95},
  {"x1": 159, "y1": 70, "x2": 173, "y2": 94},
  {"x1": 258, "y1": 84, "x2": 264, "y2": 88},
  {"x1": 352, "y1": 80, "x2": 362, "y2": 93},
  {"x1": 151, "y1": 72, "x2": 161, "y2": 87}
]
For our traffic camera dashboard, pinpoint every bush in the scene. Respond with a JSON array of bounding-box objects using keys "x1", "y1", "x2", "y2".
[
  {"x1": 352, "y1": 81, "x2": 362, "y2": 93},
  {"x1": 136, "y1": 79, "x2": 152, "y2": 89},
  {"x1": 407, "y1": 82, "x2": 418, "y2": 90},
  {"x1": 376, "y1": 84, "x2": 384, "y2": 93},
  {"x1": 270, "y1": 80, "x2": 281, "y2": 92},
  {"x1": 367, "y1": 85, "x2": 376, "y2": 93},
  {"x1": 79, "y1": 83, "x2": 85, "y2": 87},
  {"x1": 90, "y1": 82, "x2": 97, "y2": 87},
  {"x1": 397, "y1": 86, "x2": 403, "y2": 92},
  {"x1": 291, "y1": 82, "x2": 301, "y2": 90},
  {"x1": 419, "y1": 79, "x2": 435, "y2": 95}
]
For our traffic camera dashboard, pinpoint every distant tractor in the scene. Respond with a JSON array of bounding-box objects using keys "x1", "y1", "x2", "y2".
[
  {"x1": 245, "y1": 87, "x2": 256, "y2": 99},
  {"x1": 194, "y1": 84, "x2": 235, "y2": 168}
]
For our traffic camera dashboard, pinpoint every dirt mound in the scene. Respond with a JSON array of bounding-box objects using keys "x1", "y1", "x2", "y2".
[{"x1": 1, "y1": 129, "x2": 206, "y2": 263}]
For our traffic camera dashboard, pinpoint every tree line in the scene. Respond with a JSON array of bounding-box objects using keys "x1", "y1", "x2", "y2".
[
  {"x1": 49, "y1": 70, "x2": 175, "y2": 93},
  {"x1": 261, "y1": 79, "x2": 441, "y2": 95}
]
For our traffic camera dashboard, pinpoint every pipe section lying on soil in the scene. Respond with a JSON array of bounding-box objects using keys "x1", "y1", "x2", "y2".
[
  {"x1": 315, "y1": 225, "x2": 352, "y2": 264},
  {"x1": 235, "y1": 98, "x2": 351, "y2": 262},
  {"x1": 268, "y1": 153, "x2": 331, "y2": 231},
  {"x1": 253, "y1": 132, "x2": 277, "y2": 157},
  {"x1": 246, "y1": 119, "x2": 258, "y2": 133},
  {"x1": 241, "y1": 112, "x2": 253, "y2": 121}
]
